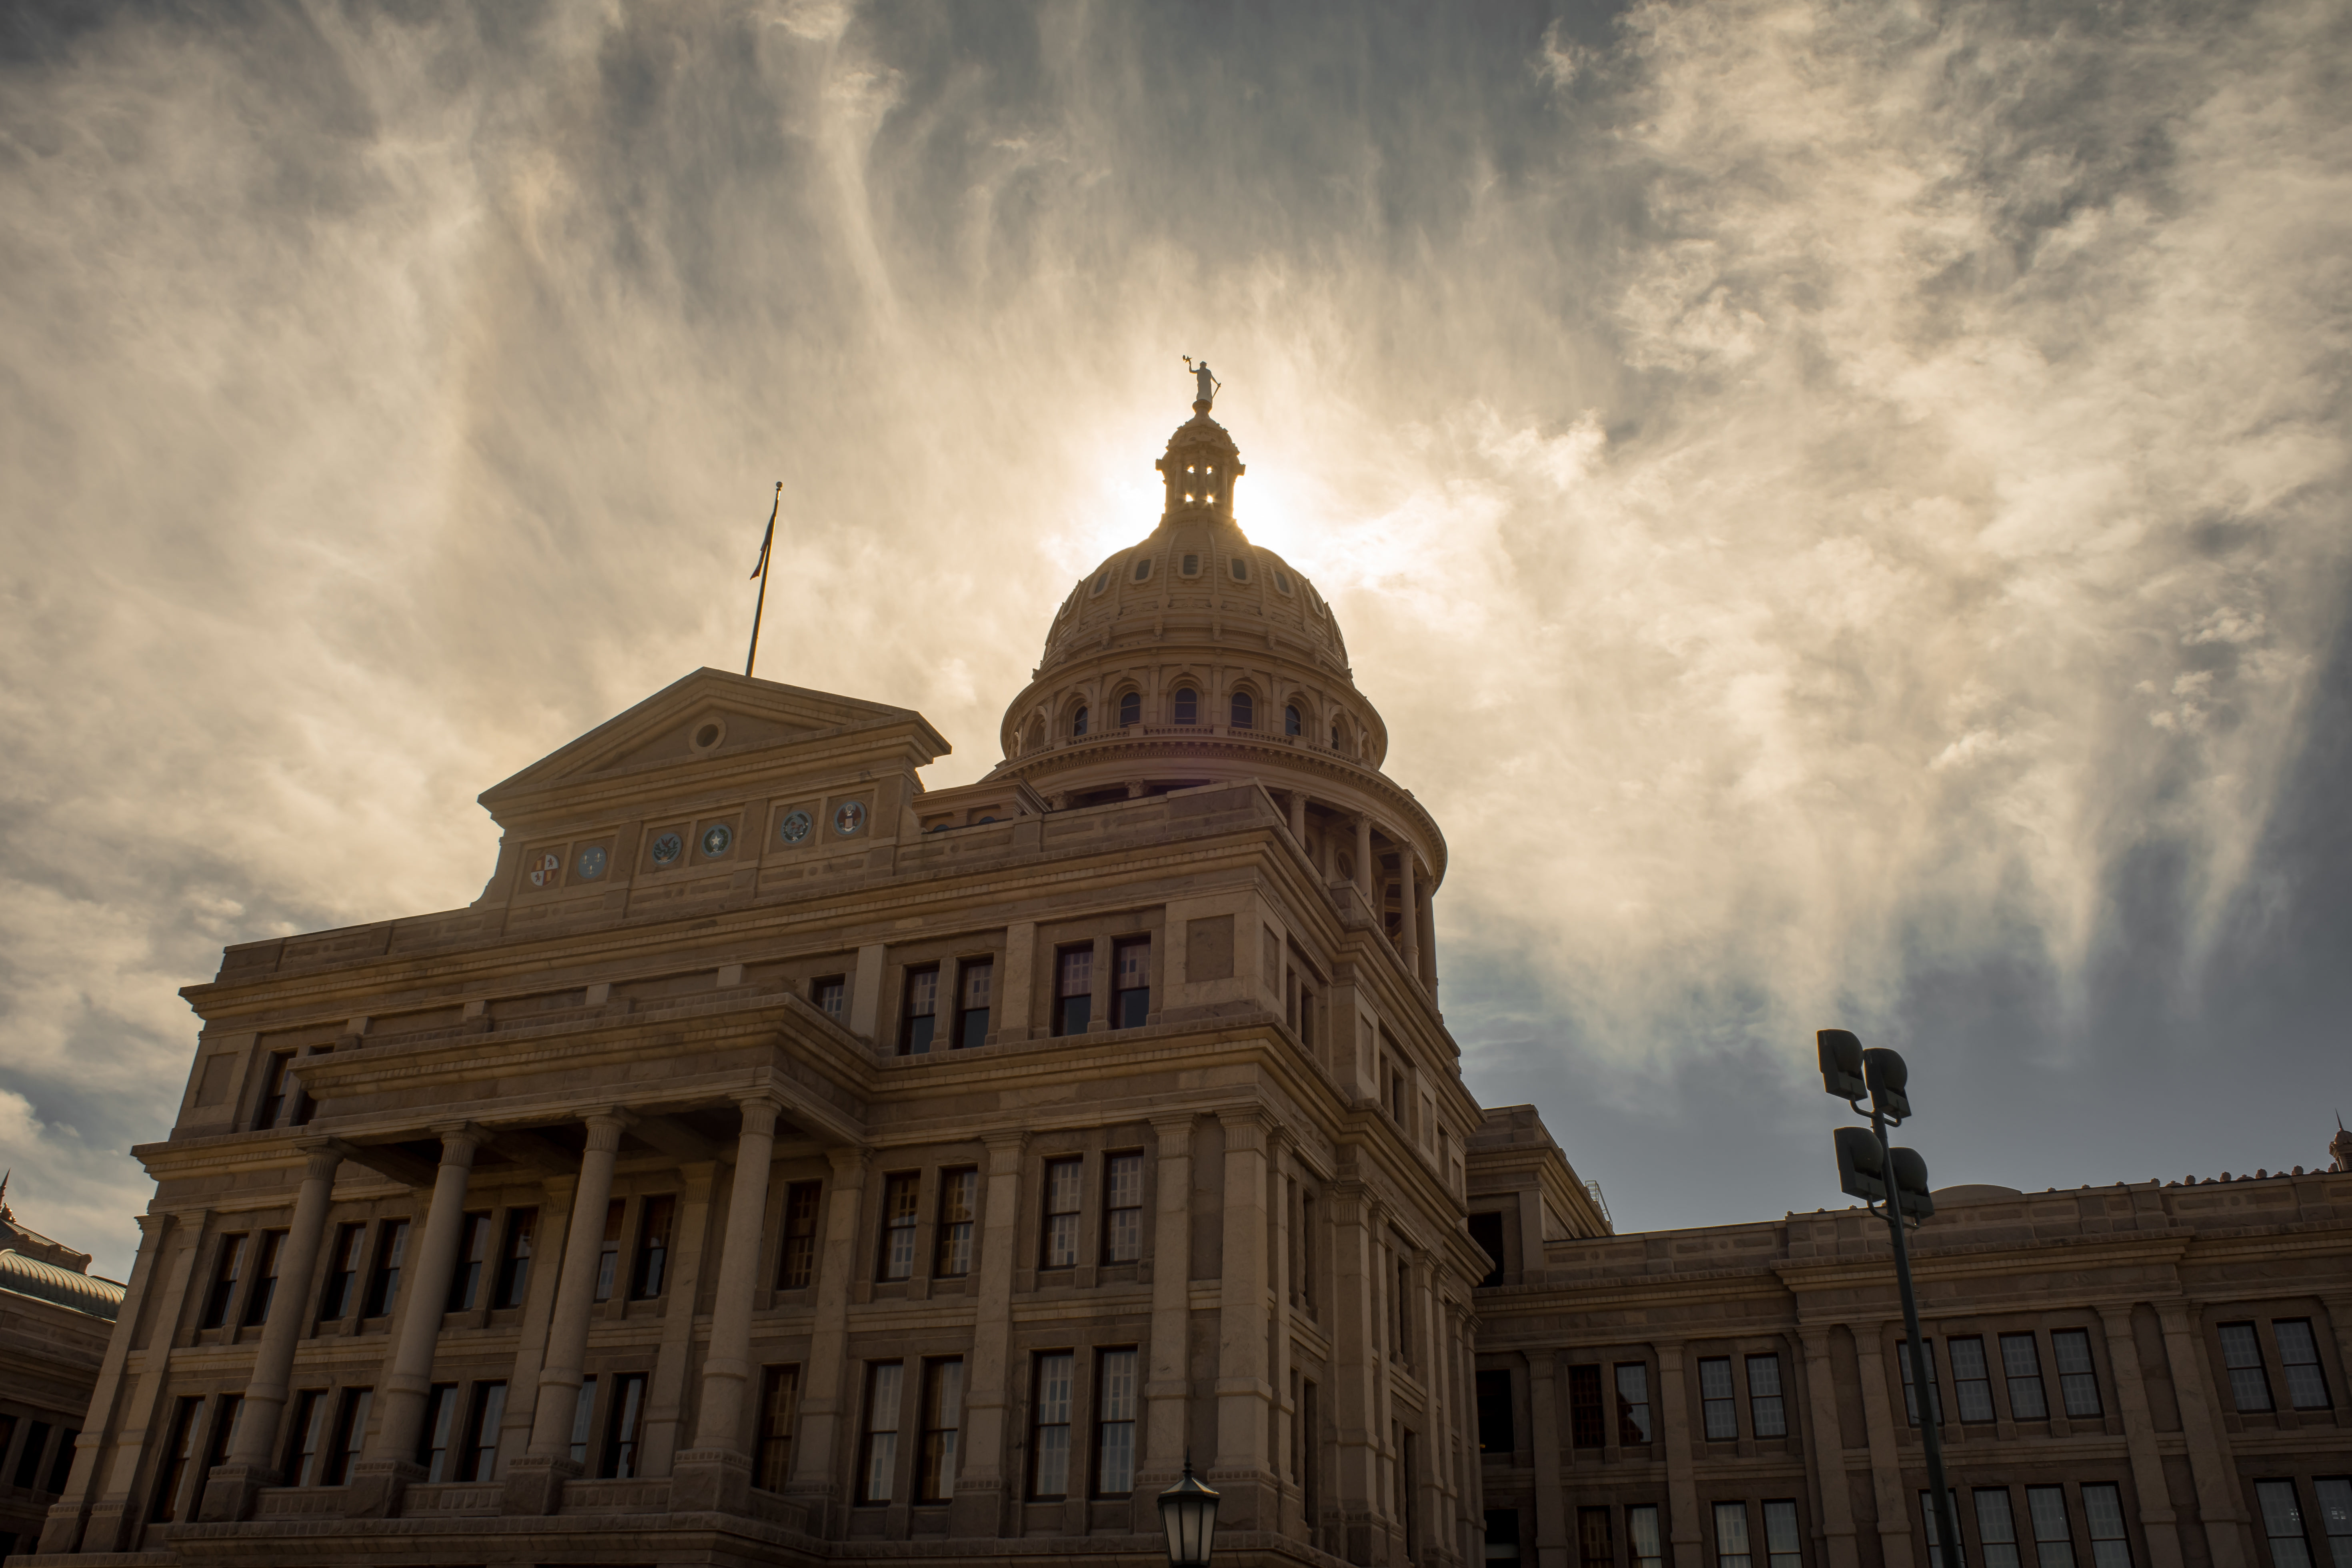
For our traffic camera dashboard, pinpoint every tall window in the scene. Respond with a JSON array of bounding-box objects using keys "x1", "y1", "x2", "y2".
[
  {"x1": 47, "y1": 1424, "x2": 79, "y2": 1494},
  {"x1": 861, "y1": 1363, "x2": 906, "y2": 1502},
  {"x1": 1103, "y1": 1152, "x2": 1143, "y2": 1263},
  {"x1": 1285, "y1": 704, "x2": 1302, "y2": 736},
  {"x1": 901, "y1": 965, "x2": 940, "y2": 1054},
  {"x1": 1763, "y1": 1501, "x2": 1803, "y2": 1568},
  {"x1": 1899, "y1": 1339, "x2": 1943, "y2": 1426},
  {"x1": 1976, "y1": 1489, "x2": 2022, "y2": 1568},
  {"x1": 1950, "y1": 1338, "x2": 1997, "y2": 1422},
  {"x1": 200, "y1": 1234, "x2": 248, "y2": 1329},
  {"x1": 2276, "y1": 1320, "x2": 2333, "y2": 1409},
  {"x1": 778, "y1": 1182, "x2": 821, "y2": 1289},
  {"x1": 593, "y1": 1200, "x2": 625, "y2": 1302},
  {"x1": 1394, "y1": 1258, "x2": 1412, "y2": 1356},
  {"x1": 241, "y1": 1230, "x2": 285, "y2": 1326},
  {"x1": 935, "y1": 1169, "x2": 977, "y2": 1277},
  {"x1": 255, "y1": 1050, "x2": 296, "y2": 1129},
  {"x1": 1578, "y1": 1507, "x2": 1614, "y2": 1568},
  {"x1": 150, "y1": 1398, "x2": 203, "y2": 1522},
  {"x1": 460, "y1": 1382, "x2": 505, "y2": 1481},
  {"x1": 756, "y1": 1366, "x2": 799, "y2": 1492},
  {"x1": 1699, "y1": 1358, "x2": 1737, "y2": 1440},
  {"x1": 1924, "y1": 1492, "x2": 1963, "y2": 1568},
  {"x1": 493, "y1": 1208, "x2": 536, "y2": 1310},
  {"x1": 318, "y1": 1224, "x2": 364, "y2": 1321},
  {"x1": 286, "y1": 1391, "x2": 329, "y2": 1485},
  {"x1": 1097, "y1": 1348, "x2": 1138, "y2": 1495},
  {"x1": 325, "y1": 1388, "x2": 372, "y2": 1486},
  {"x1": 1477, "y1": 1369, "x2": 1516, "y2": 1453},
  {"x1": 1567, "y1": 1364, "x2": 1604, "y2": 1448},
  {"x1": 1119, "y1": 691, "x2": 1142, "y2": 725},
  {"x1": 1031, "y1": 1352, "x2": 1074, "y2": 1498},
  {"x1": 956, "y1": 960, "x2": 993, "y2": 1048},
  {"x1": 1714, "y1": 1502, "x2": 1753, "y2": 1568},
  {"x1": 1616, "y1": 1363, "x2": 1652, "y2": 1444},
  {"x1": 2026, "y1": 1485, "x2": 2075, "y2": 1568},
  {"x1": 418, "y1": 1384, "x2": 458, "y2": 1480},
  {"x1": 1173, "y1": 687, "x2": 1199, "y2": 724},
  {"x1": 879, "y1": 1173, "x2": 921, "y2": 1281},
  {"x1": 2308, "y1": 1479, "x2": 2351, "y2": 1566},
  {"x1": 1629, "y1": 1506, "x2": 1664, "y2": 1568},
  {"x1": 2082, "y1": 1484, "x2": 2133, "y2": 1568},
  {"x1": 363, "y1": 1219, "x2": 410, "y2": 1318},
  {"x1": 602, "y1": 1372, "x2": 647, "y2": 1478},
  {"x1": 1071, "y1": 706, "x2": 1089, "y2": 737},
  {"x1": 814, "y1": 976, "x2": 846, "y2": 1018},
  {"x1": 1488, "y1": 1509, "x2": 1523, "y2": 1564},
  {"x1": 919, "y1": 1359, "x2": 963, "y2": 1502},
  {"x1": 12, "y1": 1421, "x2": 51, "y2": 1492},
  {"x1": 2258, "y1": 1482, "x2": 2313, "y2": 1568},
  {"x1": 1113, "y1": 937, "x2": 1151, "y2": 1027},
  {"x1": 1748, "y1": 1354, "x2": 1788, "y2": 1437},
  {"x1": 447, "y1": 1213, "x2": 492, "y2": 1311},
  {"x1": 2051, "y1": 1330, "x2": 2103, "y2": 1417},
  {"x1": 1054, "y1": 947, "x2": 1093, "y2": 1036},
  {"x1": 2001, "y1": 1333, "x2": 2050, "y2": 1419},
  {"x1": 1042, "y1": 1157, "x2": 1083, "y2": 1267},
  {"x1": 2220, "y1": 1323, "x2": 2275, "y2": 1412},
  {"x1": 568, "y1": 1377, "x2": 599, "y2": 1466},
  {"x1": 631, "y1": 1195, "x2": 677, "y2": 1299},
  {"x1": 1231, "y1": 691, "x2": 1255, "y2": 728}
]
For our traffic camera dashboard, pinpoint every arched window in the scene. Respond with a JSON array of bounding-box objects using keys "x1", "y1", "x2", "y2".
[
  {"x1": 1231, "y1": 692, "x2": 1254, "y2": 729},
  {"x1": 1285, "y1": 704, "x2": 1301, "y2": 737},
  {"x1": 1329, "y1": 719, "x2": 1343, "y2": 749},
  {"x1": 1133, "y1": 556, "x2": 1152, "y2": 582},
  {"x1": 1181, "y1": 554, "x2": 1201, "y2": 576},
  {"x1": 1230, "y1": 557, "x2": 1249, "y2": 583},
  {"x1": 1072, "y1": 706, "x2": 1089, "y2": 738},
  {"x1": 1118, "y1": 691, "x2": 1141, "y2": 727},
  {"x1": 1173, "y1": 687, "x2": 1199, "y2": 725}
]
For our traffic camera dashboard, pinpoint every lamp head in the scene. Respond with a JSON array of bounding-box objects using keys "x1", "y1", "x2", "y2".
[
  {"x1": 1862, "y1": 1046, "x2": 1912, "y2": 1121},
  {"x1": 1834, "y1": 1126, "x2": 1888, "y2": 1204},
  {"x1": 1818, "y1": 1029, "x2": 1866, "y2": 1101},
  {"x1": 1158, "y1": 1456, "x2": 1221, "y2": 1568}
]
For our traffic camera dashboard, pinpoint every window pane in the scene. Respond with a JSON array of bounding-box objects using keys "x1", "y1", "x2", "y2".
[
  {"x1": 1978, "y1": 1490, "x2": 2023, "y2": 1568},
  {"x1": 2221, "y1": 1324, "x2": 2275, "y2": 1412},
  {"x1": 919, "y1": 1360, "x2": 962, "y2": 1502},
  {"x1": 1630, "y1": 1506, "x2": 1664, "y2": 1568},
  {"x1": 1749, "y1": 1354, "x2": 1788, "y2": 1438},
  {"x1": 1032, "y1": 1352, "x2": 1074, "y2": 1498},
  {"x1": 2082, "y1": 1484, "x2": 2131, "y2": 1568},
  {"x1": 1924, "y1": 1491, "x2": 1963, "y2": 1568},
  {"x1": 1616, "y1": 1364, "x2": 1651, "y2": 1444},
  {"x1": 2309, "y1": 1479, "x2": 2351, "y2": 1568},
  {"x1": 1714, "y1": 1502, "x2": 1752, "y2": 1568},
  {"x1": 1477, "y1": 1370, "x2": 1516, "y2": 1453},
  {"x1": 2002, "y1": 1334, "x2": 2049, "y2": 1420},
  {"x1": 1104, "y1": 1152, "x2": 1143, "y2": 1263},
  {"x1": 1043, "y1": 1157, "x2": 1082, "y2": 1267},
  {"x1": 881, "y1": 1174, "x2": 920, "y2": 1280},
  {"x1": 2260, "y1": 1480, "x2": 2314, "y2": 1568},
  {"x1": 1096, "y1": 1348, "x2": 1137, "y2": 1495},
  {"x1": 2028, "y1": 1486, "x2": 2076, "y2": 1568},
  {"x1": 1700, "y1": 1358, "x2": 1737, "y2": 1441},
  {"x1": 935, "y1": 1169, "x2": 977, "y2": 1277},
  {"x1": 2276, "y1": 1321, "x2": 2333, "y2": 1411},
  {"x1": 2052, "y1": 1330, "x2": 2104, "y2": 1418},
  {"x1": 1951, "y1": 1338, "x2": 1998, "y2": 1423},
  {"x1": 1764, "y1": 1500, "x2": 1802, "y2": 1568},
  {"x1": 756, "y1": 1366, "x2": 798, "y2": 1492},
  {"x1": 1900, "y1": 1340, "x2": 1943, "y2": 1426},
  {"x1": 861, "y1": 1362, "x2": 903, "y2": 1502}
]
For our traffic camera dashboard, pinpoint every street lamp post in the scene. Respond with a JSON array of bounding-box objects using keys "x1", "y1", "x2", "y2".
[
  {"x1": 1158, "y1": 1455, "x2": 1221, "y2": 1568},
  {"x1": 1819, "y1": 1029, "x2": 1964, "y2": 1568}
]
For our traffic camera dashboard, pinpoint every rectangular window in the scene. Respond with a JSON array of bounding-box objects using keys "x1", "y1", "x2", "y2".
[
  {"x1": 2222, "y1": 1323, "x2": 2276, "y2": 1412},
  {"x1": 2260, "y1": 1481, "x2": 2313, "y2": 1568},
  {"x1": 418, "y1": 1384, "x2": 458, "y2": 1481},
  {"x1": 447, "y1": 1212, "x2": 492, "y2": 1312},
  {"x1": 1031, "y1": 1351, "x2": 1074, "y2": 1498},
  {"x1": 325, "y1": 1387, "x2": 372, "y2": 1486},
  {"x1": 460, "y1": 1381, "x2": 506, "y2": 1482},
  {"x1": 1395, "y1": 1258, "x2": 1411, "y2": 1356},
  {"x1": 1054, "y1": 946, "x2": 1093, "y2": 1036},
  {"x1": 956, "y1": 959, "x2": 993, "y2": 1048},
  {"x1": 814, "y1": 976, "x2": 846, "y2": 1018},
  {"x1": 1951, "y1": 1337, "x2": 1998, "y2": 1423},
  {"x1": 286, "y1": 1390, "x2": 329, "y2": 1485},
  {"x1": 1764, "y1": 1500, "x2": 1803, "y2": 1568},
  {"x1": 243, "y1": 1230, "x2": 286, "y2": 1326},
  {"x1": 568, "y1": 1377, "x2": 598, "y2": 1466},
  {"x1": 255, "y1": 1049, "x2": 296, "y2": 1128},
  {"x1": 2002, "y1": 1333, "x2": 2050, "y2": 1419},
  {"x1": 493, "y1": 1208, "x2": 536, "y2": 1310},
  {"x1": 1900, "y1": 1338, "x2": 1944, "y2": 1426},
  {"x1": 901, "y1": 965, "x2": 940, "y2": 1054},
  {"x1": 47, "y1": 1427, "x2": 78, "y2": 1495},
  {"x1": 1699, "y1": 1357, "x2": 1737, "y2": 1441},
  {"x1": 1579, "y1": 1506, "x2": 1615, "y2": 1568},
  {"x1": 1042, "y1": 1157, "x2": 1083, "y2": 1268},
  {"x1": 935, "y1": 1169, "x2": 977, "y2": 1277},
  {"x1": 1096, "y1": 1348, "x2": 1137, "y2": 1496},
  {"x1": 1977, "y1": 1489, "x2": 2022, "y2": 1568},
  {"x1": 778, "y1": 1182, "x2": 821, "y2": 1289},
  {"x1": 601, "y1": 1372, "x2": 647, "y2": 1479},
  {"x1": 756, "y1": 1366, "x2": 799, "y2": 1492},
  {"x1": 631, "y1": 1195, "x2": 677, "y2": 1299},
  {"x1": 200, "y1": 1233, "x2": 249, "y2": 1329},
  {"x1": 1616, "y1": 1363, "x2": 1653, "y2": 1444},
  {"x1": 2082, "y1": 1483, "x2": 2132, "y2": 1568},
  {"x1": 2028, "y1": 1485, "x2": 2076, "y2": 1568},
  {"x1": 1113, "y1": 936, "x2": 1151, "y2": 1027},
  {"x1": 1488, "y1": 1508, "x2": 1523, "y2": 1564},
  {"x1": 1477, "y1": 1368, "x2": 1516, "y2": 1453},
  {"x1": 1569, "y1": 1364, "x2": 1605, "y2": 1448},
  {"x1": 2276, "y1": 1321, "x2": 2334, "y2": 1410},
  {"x1": 918, "y1": 1358, "x2": 963, "y2": 1502},
  {"x1": 1630, "y1": 1505, "x2": 1664, "y2": 1568},
  {"x1": 319, "y1": 1226, "x2": 364, "y2": 1322},
  {"x1": 879, "y1": 1173, "x2": 920, "y2": 1280},
  {"x1": 1469, "y1": 1212, "x2": 1507, "y2": 1289},
  {"x1": 1714, "y1": 1501, "x2": 1753, "y2": 1568},
  {"x1": 859, "y1": 1362, "x2": 903, "y2": 1503},
  {"x1": 1925, "y1": 1491, "x2": 1963, "y2": 1568},
  {"x1": 2308, "y1": 1478, "x2": 2351, "y2": 1568},
  {"x1": 363, "y1": 1219, "x2": 410, "y2": 1318},
  {"x1": 1749, "y1": 1354, "x2": 1788, "y2": 1438},
  {"x1": 2051, "y1": 1330, "x2": 2103, "y2": 1418},
  {"x1": 12, "y1": 1421, "x2": 51, "y2": 1492},
  {"x1": 1103, "y1": 1152, "x2": 1144, "y2": 1263},
  {"x1": 593, "y1": 1199, "x2": 625, "y2": 1301},
  {"x1": 150, "y1": 1398, "x2": 202, "y2": 1521}
]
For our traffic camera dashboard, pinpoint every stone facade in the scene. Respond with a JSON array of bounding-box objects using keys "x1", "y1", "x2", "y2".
[{"x1": 0, "y1": 1192, "x2": 126, "y2": 1558}]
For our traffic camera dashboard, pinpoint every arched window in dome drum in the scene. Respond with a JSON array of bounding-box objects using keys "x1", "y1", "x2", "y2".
[
  {"x1": 1181, "y1": 554, "x2": 1200, "y2": 576},
  {"x1": 1330, "y1": 719, "x2": 1343, "y2": 749},
  {"x1": 1173, "y1": 688, "x2": 1199, "y2": 725},
  {"x1": 1071, "y1": 706, "x2": 1089, "y2": 738},
  {"x1": 1285, "y1": 705, "x2": 1301, "y2": 737},
  {"x1": 1119, "y1": 691, "x2": 1141, "y2": 727},
  {"x1": 1231, "y1": 692, "x2": 1254, "y2": 729},
  {"x1": 1092, "y1": 568, "x2": 1111, "y2": 595},
  {"x1": 1132, "y1": 556, "x2": 1151, "y2": 582},
  {"x1": 1230, "y1": 557, "x2": 1249, "y2": 583}
]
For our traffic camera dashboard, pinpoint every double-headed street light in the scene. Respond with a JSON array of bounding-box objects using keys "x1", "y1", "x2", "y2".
[
  {"x1": 1819, "y1": 1029, "x2": 1963, "y2": 1568},
  {"x1": 1158, "y1": 1456, "x2": 1221, "y2": 1568}
]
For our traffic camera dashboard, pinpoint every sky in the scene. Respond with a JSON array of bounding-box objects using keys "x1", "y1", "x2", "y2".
[{"x1": 2, "y1": 0, "x2": 2348, "y2": 1277}]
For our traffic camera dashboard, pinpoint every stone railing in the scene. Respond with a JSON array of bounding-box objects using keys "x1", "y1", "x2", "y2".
[
  {"x1": 402, "y1": 1480, "x2": 504, "y2": 1515},
  {"x1": 560, "y1": 1477, "x2": 672, "y2": 1513},
  {"x1": 255, "y1": 1486, "x2": 349, "y2": 1517}
]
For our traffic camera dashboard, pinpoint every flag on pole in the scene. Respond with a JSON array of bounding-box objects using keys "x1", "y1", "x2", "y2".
[{"x1": 745, "y1": 481, "x2": 781, "y2": 678}]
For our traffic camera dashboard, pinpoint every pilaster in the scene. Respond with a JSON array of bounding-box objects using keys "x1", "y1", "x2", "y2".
[
  {"x1": 1213, "y1": 1106, "x2": 1276, "y2": 1529},
  {"x1": 950, "y1": 1129, "x2": 1028, "y2": 1537},
  {"x1": 2095, "y1": 1304, "x2": 2186, "y2": 1568}
]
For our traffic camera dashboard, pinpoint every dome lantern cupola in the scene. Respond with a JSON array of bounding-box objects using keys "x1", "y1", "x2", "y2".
[{"x1": 1157, "y1": 360, "x2": 1243, "y2": 525}]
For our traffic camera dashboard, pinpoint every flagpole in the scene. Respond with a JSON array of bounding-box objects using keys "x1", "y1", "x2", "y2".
[{"x1": 745, "y1": 481, "x2": 781, "y2": 678}]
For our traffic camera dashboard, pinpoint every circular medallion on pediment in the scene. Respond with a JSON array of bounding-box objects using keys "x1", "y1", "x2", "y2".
[
  {"x1": 779, "y1": 809, "x2": 813, "y2": 844},
  {"x1": 528, "y1": 852, "x2": 560, "y2": 888},
  {"x1": 701, "y1": 823, "x2": 733, "y2": 858},
  {"x1": 575, "y1": 846, "x2": 607, "y2": 880},
  {"x1": 834, "y1": 800, "x2": 867, "y2": 836},
  {"x1": 651, "y1": 831, "x2": 683, "y2": 867}
]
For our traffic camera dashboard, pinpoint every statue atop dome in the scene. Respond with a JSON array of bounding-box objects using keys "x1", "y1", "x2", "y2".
[{"x1": 1184, "y1": 355, "x2": 1219, "y2": 414}]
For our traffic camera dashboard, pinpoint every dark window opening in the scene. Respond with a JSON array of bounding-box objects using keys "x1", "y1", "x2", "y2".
[
  {"x1": 1476, "y1": 1369, "x2": 1515, "y2": 1454},
  {"x1": 956, "y1": 959, "x2": 993, "y2": 1048},
  {"x1": 1173, "y1": 687, "x2": 1199, "y2": 723},
  {"x1": 1568, "y1": 1363, "x2": 1605, "y2": 1449},
  {"x1": 493, "y1": 1208, "x2": 536, "y2": 1310},
  {"x1": 1113, "y1": 937, "x2": 1150, "y2": 1027},
  {"x1": 601, "y1": 1372, "x2": 648, "y2": 1478},
  {"x1": 901, "y1": 965, "x2": 940, "y2": 1055},
  {"x1": 630, "y1": 1195, "x2": 677, "y2": 1299},
  {"x1": 778, "y1": 1182, "x2": 822, "y2": 1290},
  {"x1": 1119, "y1": 691, "x2": 1141, "y2": 726},
  {"x1": 1467, "y1": 1211, "x2": 1506, "y2": 1288},
  {"x1": 1053, "y1": 946, "x2": 1093, "y2": 1036},
  {"x1": 362, "y1": 1219, "x2": 409, "y2": 1318}
]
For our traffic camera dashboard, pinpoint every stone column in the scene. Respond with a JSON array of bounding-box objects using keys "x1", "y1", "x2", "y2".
[
  {"x1": 1143, "y1": 1115, "x2": 1196, "y2": 1488},
  {"x1": 951, "y1": 1130, "x2": 1028, "y2": 1536},
  {"x1": 1796, "y1": 1327, "x2": 1860, "y2": 1568},
  {"x1": 1397, "y1": 849, "x2": 1419, "y2": 977},
  {"x1": 1214, "y1": 1107, "x2": 1275, "y2": 1528},
  {"x1": 1355, "y1": 815, "x2": 1375, "y2": 901},
  {"x1": 789, "y1": 1145, "x2": 871, "y2": 1531},
  {"x1": 38, "y1": 1212, "x2": 176, "y2": 1554},
  {"x1": 2095, "y1": 1305, "x2": 2186, "y2": 1568},
  {"x1": 203, "y1": 1145, "x2": 343, "y2": 1520},
  {"x1": 642, "y1": 1162, "x2": 719, "y2": 1476},
  {"x1": 1530, "y1": 1351, "x2": 1568, "y2": 1568},
  {"x1": 508, "y1": 1109, "x2": 632, "y2": 1514},
  {"x1": 1417, "y1": 883, "x2": 1437, "y2": 992},
  {"x1": 1270, "y1": 1137, "x2": 1297, "y2": 1532},
  {"x1": 2156, "y1": 1300, "x2": 2250, "y2": 1568},
  {"x1": 350, "y1": 1123, "x2": 484, "y2": 1516},
  {"x1": 1329, "y1": 1184, "x2": 1383, "y2": 1566},
  {"x1": 1657, "y1": 1340, "x2": 1700, "y2": 1568},
  {"x1": 1289, "y1": 791, "x2": 1310, "y2": 848},
  {"x1": 1852, "y1": 1328, "x2": 1914, "y2": 1568},
  {"x1": 999, "y1": 921, "x2": 1037, "y2": 1043},
  {"x1": 673, "y1": 1093, "x2": 785, "y2": 1512},
  {"x1": 497, "y1": 1171, "x2": 576, "y2": 1453}
]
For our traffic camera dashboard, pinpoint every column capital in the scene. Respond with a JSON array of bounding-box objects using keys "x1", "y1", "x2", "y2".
[
  {"x1": 429, "y1": 1121, "x2": 490, "y2": 1161},
  {"x1": 1150, "y1": 1112, "x2": 1197, "y2": 1141},
  {"x1": 581, "y1": 1108, "x2": 637, "y2": 1152},
  {"x1": 731, "y1": 1092, "x2": 785, "y2": 1136},
  {"x1": 292, "y1": 1143, "x2": 345, "y2": 1183},
  {"x1": 1218, "y1": 1105, "x2": 1270, "y2": 1149},
  {"x1": 827, "y1": 1145, "x2": 872, "y2": 1180}
]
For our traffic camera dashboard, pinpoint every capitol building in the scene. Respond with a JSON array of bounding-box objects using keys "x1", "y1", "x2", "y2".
[{"x1": 14, "y1": 382, "x2": 2350, "y2": 1568}]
